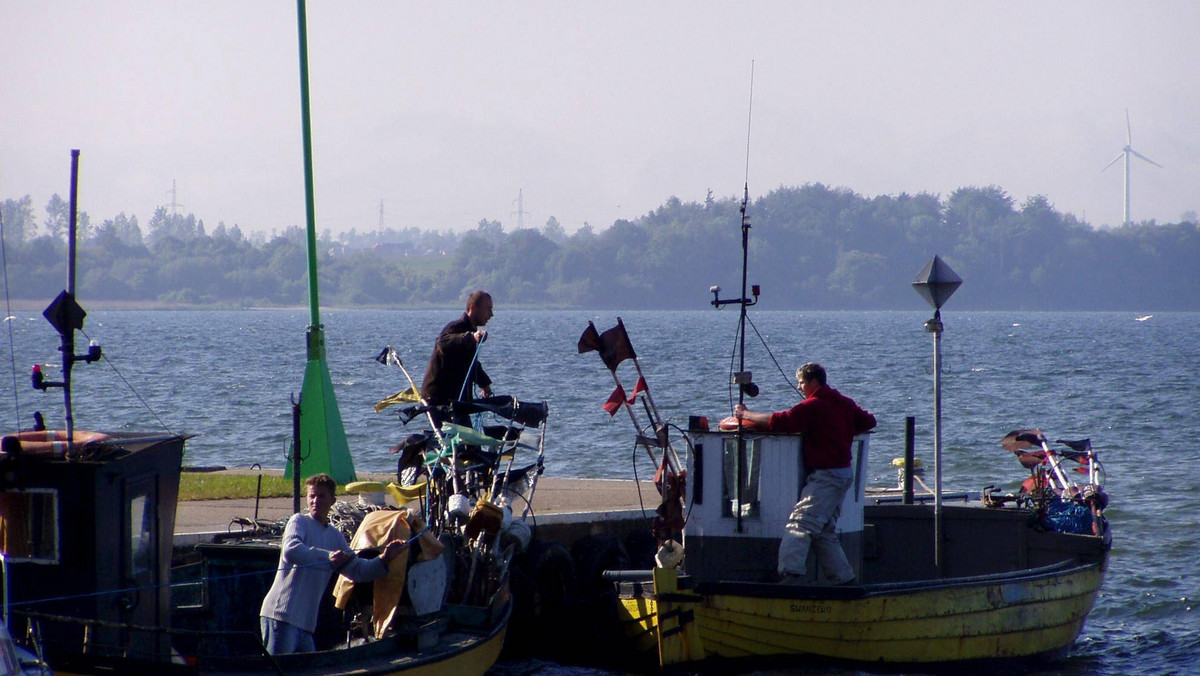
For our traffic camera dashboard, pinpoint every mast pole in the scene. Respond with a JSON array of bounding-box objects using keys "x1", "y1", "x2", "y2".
[
  {"x1": 297, "y1": 0, "x2": 320, "y2": 329},
  {"x1": 709, "y1": 63, "x2": 758, "y2": 533},
  {"x1": 63, "y1": 150, "x2": 80, "y2": 457},
  {"x1": 734, "y1": 63, "x2": 755, "y2": 534},
  {"x1": 930, "y1": 310, "x2": 944, "y2": 573},
  {"x1": 291, "y1": 0, "x2": 355, "y2": 484},
  {"x1": 912, "y1": 255, "x2": 960, "y2": 578}
]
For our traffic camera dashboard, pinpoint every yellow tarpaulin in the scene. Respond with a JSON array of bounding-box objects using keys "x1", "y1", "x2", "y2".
[{"x1": 333, "y1": 510, "x2": 412, "y2": 638}]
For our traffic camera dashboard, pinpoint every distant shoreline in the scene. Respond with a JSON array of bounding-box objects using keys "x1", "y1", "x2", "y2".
[
  {"x1": 4, "y1": 299, "x2": 301, "y2": 311},
  {"x1": 3, "y1": 299, "x2": 466, "y2": 312},
  {"x1": 4, "y1": 299, "x2": 1177, "y2": 314},
  {"x1": 4, "y1": 299, "x2": 586, "y2": 312}
]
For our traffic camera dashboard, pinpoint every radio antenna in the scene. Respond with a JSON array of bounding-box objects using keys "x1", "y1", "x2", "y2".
[
  {"x1": 736, "y1": 60, "x2": 756, "y2": 394},
  {"x1": 744, "y1": 60, "x2": 755, "y2": 193}
]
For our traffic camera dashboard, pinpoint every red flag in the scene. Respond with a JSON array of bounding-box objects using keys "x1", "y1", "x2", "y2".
[
  {"x1": 627, "y1": 376, "x2": 648, "y2": 404},
  {"x1": 603, "y1": 385, "x2": 627, "y2": 416}
]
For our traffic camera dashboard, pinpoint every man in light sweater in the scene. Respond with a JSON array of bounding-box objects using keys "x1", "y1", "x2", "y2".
[{"x1": 259, "y1": 473, "x2": 407, "y2": 654}]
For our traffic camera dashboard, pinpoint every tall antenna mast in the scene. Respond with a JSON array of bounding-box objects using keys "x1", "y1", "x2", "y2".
[
  {"x1": 738, "y1": 61, "x2": 755, "y2": 389},
  {"x1": 709, "y1": 61, "x2": 760, "y2": 533}
]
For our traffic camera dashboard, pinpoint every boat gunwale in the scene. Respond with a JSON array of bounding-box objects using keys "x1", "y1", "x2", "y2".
[
  {"x1": 620, "y1": 557, "x2": 1105, "y2": 601},
  {"x1": 207, "y1": 599, "x2": 512, "y2": 676}
]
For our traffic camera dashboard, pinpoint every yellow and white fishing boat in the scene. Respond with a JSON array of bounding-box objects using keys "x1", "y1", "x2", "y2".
[
  {"x1": 610, "y1": 427, "x2": 1109, "y2": 668},
  {"x1": 582, "y1": 180, "x2": 1110, "y2": 670}
]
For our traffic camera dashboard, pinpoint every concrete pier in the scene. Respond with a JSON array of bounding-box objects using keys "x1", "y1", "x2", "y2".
[{"x1": 174, "y1": 476, "x2": 661, "y2": 548}]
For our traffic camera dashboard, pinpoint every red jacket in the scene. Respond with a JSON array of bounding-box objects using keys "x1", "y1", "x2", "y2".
[{"x1": 768, "y1": 385, "x2": 876, "y2": 470}]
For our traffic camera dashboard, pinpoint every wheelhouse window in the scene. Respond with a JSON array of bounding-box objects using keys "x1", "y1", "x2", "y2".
[
  {"x1": 129, "y1": 492, "x2": 155, "y2": 576},
  {"x1": 722, "y1": 437, "x2": 761, "y2": 518},
  {"x1": 0, "y1": 489, "x2": 59, "y2": 563}
]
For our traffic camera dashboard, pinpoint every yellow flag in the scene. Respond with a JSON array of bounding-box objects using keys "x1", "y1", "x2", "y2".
[{"x1": 374, "y1": 386, "x2": 421, "y2": 412}]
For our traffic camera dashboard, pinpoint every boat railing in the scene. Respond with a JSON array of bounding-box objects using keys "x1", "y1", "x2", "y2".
[
  {"x1": 867, "y1": 490, "x2": 977, "y2": 505},
  {"x1": 10, "y1": 609, "x2": 280, "y2": 671}
]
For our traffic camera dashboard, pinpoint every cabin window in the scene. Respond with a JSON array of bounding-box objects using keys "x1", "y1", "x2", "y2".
[
  {"x1": 128, "y1": 493, "x2": 155, "y2": 576},
  {"x1": 0, "y1": 489, "x2": 60, "y2": 563},
  {"x1": 722, "y1": 437, "x2": 761, "y2": 518}
]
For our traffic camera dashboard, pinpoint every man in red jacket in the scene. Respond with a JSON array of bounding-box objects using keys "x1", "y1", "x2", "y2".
[{"x1": 735, "y1": 362, "x2": 876, "y2": 584}]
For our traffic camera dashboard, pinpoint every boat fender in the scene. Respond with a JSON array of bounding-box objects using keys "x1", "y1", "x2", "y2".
[
  {"x1": 655, "y1": 539, "x2": 684, "y2": 569},
  {"x1": 503, "y1": 519, "x2": 532, "y2": 553}
]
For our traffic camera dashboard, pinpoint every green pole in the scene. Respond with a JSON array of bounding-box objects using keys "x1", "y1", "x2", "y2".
[
  {"x1": 297, "y1": 0, "x2": 320, "y2": 329},
  {"x1": 287, "y1": 0, "x2": 356, "y2": 485}
]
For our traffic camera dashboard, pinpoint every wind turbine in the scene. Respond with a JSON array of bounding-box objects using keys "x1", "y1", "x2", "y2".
[{"x1": 1102, "y1": 110, "x2": 1163, "y2": 226}]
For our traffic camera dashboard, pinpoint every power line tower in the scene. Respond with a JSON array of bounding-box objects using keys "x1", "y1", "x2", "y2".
[
  {"x1": 511, "y1": 188, "x2": 531, "y2": 230},
  {"x1": 378, "y1": 199, "x2": 385, "y2": 231},
  {"x1": 165, "y1": 179, "x2": 185, "y2": 215}
]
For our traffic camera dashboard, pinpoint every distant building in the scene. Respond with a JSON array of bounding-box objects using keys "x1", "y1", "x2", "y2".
[{"x1": 371, "y1": 242, "x2": 417, "y2": 258}]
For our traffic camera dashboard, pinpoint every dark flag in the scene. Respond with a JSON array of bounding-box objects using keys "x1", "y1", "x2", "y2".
[
  {"x1": 1000, "y1": 429, "x2": 1043, "y2": 452},
  {"x1": 600, "y1": 320, "x2": 637, "y2": 371},
  {"x1": 603, "y1": 385, "x2": 627, "y2": 416},
  {"x1": 1057, "y1": 438, "x2": 1092, "y2": 453},
  {"x1": 578, "y1": 322, "x2": 603, "y2": 354},
  {"x1": 579, "y1": 319, "x2": 638, "y2": 371}
]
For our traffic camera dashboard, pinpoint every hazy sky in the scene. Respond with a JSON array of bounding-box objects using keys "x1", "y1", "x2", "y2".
[{"x1": 4, "y1": 2, "x2": 1197, "y2": 237}]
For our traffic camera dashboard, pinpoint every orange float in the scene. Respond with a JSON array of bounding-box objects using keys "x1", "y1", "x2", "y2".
[
  {"x1": 0, "y1": 429, "x2": 110, "y2": 457},
  {"x1": 717, "y1": 415, "x2": 767, "y2": 432}
]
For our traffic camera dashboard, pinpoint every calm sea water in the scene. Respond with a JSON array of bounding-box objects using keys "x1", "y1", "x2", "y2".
[{"x1": 3, "y1": 308, "x2": 1197, "y2": 675}]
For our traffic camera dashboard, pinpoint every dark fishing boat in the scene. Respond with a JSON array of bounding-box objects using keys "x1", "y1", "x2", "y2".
[
  {"x1": 1, "y1": 97, "x2": 546, "y2": 673},
  {"x1": 0, "y1": 416, "x2": 526, "y2": 676},
  {"x1": 580, "y1": 173, "x2": 1111, "y2": 670}
]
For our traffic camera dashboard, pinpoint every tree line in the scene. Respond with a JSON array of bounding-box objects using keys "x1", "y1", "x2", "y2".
[{"x1": 3, "y1": 185, "x2": 1198, "y2": 310}]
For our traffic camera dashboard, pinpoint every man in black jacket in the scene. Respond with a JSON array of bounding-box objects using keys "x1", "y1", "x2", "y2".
[{"x1": 420, "y1": 290, "x2": 494, "y2": 417}]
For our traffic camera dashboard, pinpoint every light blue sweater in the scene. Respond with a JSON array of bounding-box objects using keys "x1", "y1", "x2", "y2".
[{"x1": 259, "y1": 512, "x2": 389, "y2": 633}]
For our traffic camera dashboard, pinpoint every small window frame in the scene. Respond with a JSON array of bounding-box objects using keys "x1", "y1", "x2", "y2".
[{"x1": 0, "y1": 488, "x2": 60, "y2": 565}]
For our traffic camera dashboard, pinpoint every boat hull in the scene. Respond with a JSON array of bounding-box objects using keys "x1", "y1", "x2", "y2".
[
  {"x1": 41, "y1": 601, "x2": 509, "y2": 676},
  {"x1": 620, "y1": 561, "x2": 1103, "y2": 666},
  {"x1": 614, "y1": 501, "x2": 1110, "y2": 669}
]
